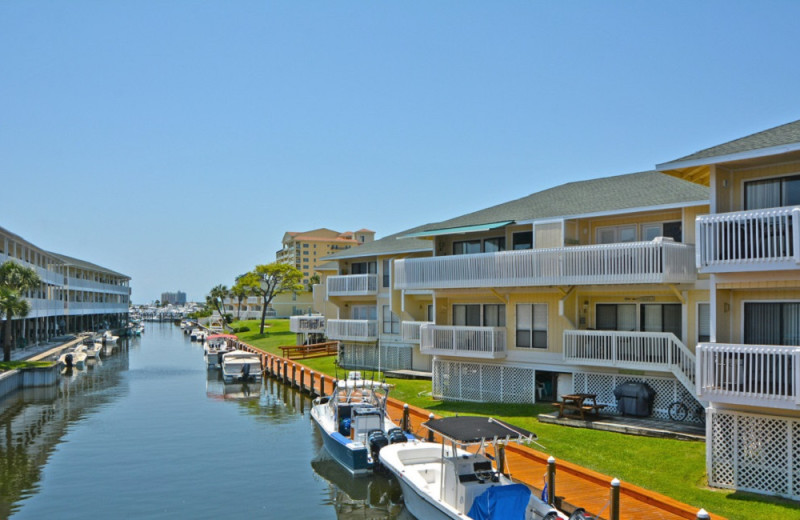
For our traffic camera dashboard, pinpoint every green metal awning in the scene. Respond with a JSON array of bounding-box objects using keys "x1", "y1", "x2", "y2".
[{"x1": 399, "y1": 220, "x2": 514, "y2": 239}]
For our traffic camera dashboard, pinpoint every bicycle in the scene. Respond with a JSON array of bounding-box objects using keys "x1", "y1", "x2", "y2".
[{"x1": 667, "y1": 399, "x2": 705, "y2": 423}]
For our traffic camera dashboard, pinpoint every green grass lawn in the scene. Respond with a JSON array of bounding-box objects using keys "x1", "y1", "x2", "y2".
[
  {"x1": 0, "y1": 360, "x2": 54, "y2": 372},
  {"x1": 231, "y1": 319, "x2": 798, "y2": 520}
]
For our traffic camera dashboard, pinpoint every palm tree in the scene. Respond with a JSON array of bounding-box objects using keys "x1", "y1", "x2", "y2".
[
  {"x1": 229, "y1": 283, "x2": 250, "y2": 321},
  {"x1": 207, "y1": 284, "x2": 229, "y2": 327},
  {"x1": 0, "y1": 261, "x2": 41, "y2": 362}
]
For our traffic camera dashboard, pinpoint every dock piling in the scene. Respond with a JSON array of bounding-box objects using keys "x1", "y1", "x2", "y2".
[
  {"x1": 547, "y1": 456, "x2": 556, "y2": 505},
  {"x1": 402, "y1": 403, "x2": 409, "y2": 432},
  {"x1": 610, "y1": 478, "x2": 620, "y2": 520}
]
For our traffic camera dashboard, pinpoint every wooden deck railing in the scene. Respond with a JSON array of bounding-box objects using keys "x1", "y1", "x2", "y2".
[{"x1": 279, "y1": 341, "x2": 339, "y2": 360}]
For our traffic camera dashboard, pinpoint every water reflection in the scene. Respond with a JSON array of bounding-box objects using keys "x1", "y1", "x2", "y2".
[{"x1": 0, "y1": 340, "x2": 129, "y2": 518}]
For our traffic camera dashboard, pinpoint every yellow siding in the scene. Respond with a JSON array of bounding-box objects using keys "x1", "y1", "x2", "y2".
[{"x1": 727, "y1": 159, "x2": 800, "y2": 212}]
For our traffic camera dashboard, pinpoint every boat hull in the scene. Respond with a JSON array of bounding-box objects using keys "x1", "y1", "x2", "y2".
[{"x1": 311, "y1": 408, "x2": 371, "y2": 475}]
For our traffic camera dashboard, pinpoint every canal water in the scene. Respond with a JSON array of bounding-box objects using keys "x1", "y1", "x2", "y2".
[{"x1": 0, "y1": 323, "x2": 407, "y2": 519}]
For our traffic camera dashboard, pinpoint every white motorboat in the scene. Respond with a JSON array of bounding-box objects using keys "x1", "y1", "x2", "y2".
[
  {"x1": 102, "y1": 331, "x2": 119, "y2": 344},
  {"x1": 220, "y1": 350, "x2": 262, "y2": 383},
  {"x1": 85, "y1": 341, "x2": 103, "y2": 359},
  {"x1": 310, "y1": 372, "x2": 413, "y2": 475},
  {"x1": 379, "y1": 416, "x2": 580, "y2": 520},
  {"x1": 58, "y1": 345, "x2": 88, "y2": 369},
  {"x1": 190, "y1": 328, "x2": 207, "y2": 342},
  {"x1": 204, "y1": 334, "x2": 237, "y2": 368}
]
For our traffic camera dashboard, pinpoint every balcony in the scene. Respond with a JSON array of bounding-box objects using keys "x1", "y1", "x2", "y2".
[
  {"x1": 696, "y1": 206, "x2": 800, "y2": 273},
  {"x1": 564, "y1": 330, "x2": 696, "y2": 395},
  {"x1": 394, "y1": 239, "x2": 696, "y2": 290},
  {"x1": 420, "y1": 325, "x2": 506, "y2": 359},
  {"x1": 697, "y1": 343, "x2": 800, "y2": 410},
  {"x1": 289, "y1": 315, "x2": 326, "y2": 334},
  {"x1": 325, "y1": 319, "x2": 379, "y2": 342},
  {"x1": 401, "y1": 321, "x2": 431, "y2": 343},
  {"x1": 326, "y1": 274, "x2": 378, "y2": 297}
]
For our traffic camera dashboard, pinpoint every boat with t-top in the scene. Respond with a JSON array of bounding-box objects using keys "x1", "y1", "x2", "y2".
[
  {"x1": 310, "y1": 371, "x2": 413, "y2": 475},
  {"x1": 379, "y1": 416, "x2": 583, "y2": 520}
]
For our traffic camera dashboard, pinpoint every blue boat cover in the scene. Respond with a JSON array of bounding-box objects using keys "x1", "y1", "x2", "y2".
[{"x1": 467, "y1": 484, "x2": 531, "y2": 520}]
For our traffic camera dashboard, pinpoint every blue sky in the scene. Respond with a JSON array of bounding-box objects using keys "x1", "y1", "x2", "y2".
[{"x1": 2, "y1": 2, "x2": 799, "y2": 303}]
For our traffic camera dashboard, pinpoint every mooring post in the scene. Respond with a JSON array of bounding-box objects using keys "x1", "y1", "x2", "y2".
[
  {"x1": 610, "y1": 478, "x2": 620, "y2": 520},
  {"x1": 300, "y1": 367, "x2": 305, "y2": 391},
  {"x1": 497, "y1": 443, "x2": 506, "y2": 476},
  {"x1": 291, "y1": 364, "x2": 297, "y2": 387},
  {"x1": 283, "y1": 361, "x2": 289, "y2": 384},
  {"x1": 320, "y1": 375, "x2": 325, "y2": 396},
  {"x1": 427, "y1": 413, "x2": 435, "y2": 442},
  {"x1": 309, "y1": 371, "x2": 315, "y2": 396},
  {"x1": 547, "y1": 456, "x2": 556, "y2": 505},
  {"x1": 402, "y1": 403, "x2": 410, "y2": 432},
  {"x1": 696, "y1": 509, "x2": 710, "y2": 520}
]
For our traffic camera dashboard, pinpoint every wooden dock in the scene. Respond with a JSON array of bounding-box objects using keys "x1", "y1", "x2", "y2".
[{"x1": 232, "y1": 341, "x2": 723, "y2": 520}]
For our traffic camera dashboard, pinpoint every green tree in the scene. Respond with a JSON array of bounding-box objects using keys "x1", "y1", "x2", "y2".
[
  {"x1": 242, "y1": 263, "x2": 304, "y2": 334},
  {"x1": 307, "y1": 273, "x2": 320, "y2": 292},
  {"x1": 206, "y1": 284, "x2": 229, "y2": 327},
  {"x1": 0, "y1": 261, "x2": 42, "y2": 362}
]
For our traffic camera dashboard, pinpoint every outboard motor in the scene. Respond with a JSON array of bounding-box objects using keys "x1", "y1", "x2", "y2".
[
  {"x1": 387, "y1": 427, "x2": 407, "y2": 444},
  {"x1": 367, "y1": 429, "x2": 389, "y2": 464},
  {"x1": 241, "y1": 363, "x2": 251, "y2": 381},
  {"x1": 64, "y1": 353, "x2": 73, "y2": 368}
]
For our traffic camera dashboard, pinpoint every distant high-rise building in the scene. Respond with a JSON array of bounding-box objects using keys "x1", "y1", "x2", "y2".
[
  {"x1": 276, "y1": 228, "x2": 375, "y2": 285},
  {"x1": 161, "y1": 291, "x2": 187, "y2": 305}
]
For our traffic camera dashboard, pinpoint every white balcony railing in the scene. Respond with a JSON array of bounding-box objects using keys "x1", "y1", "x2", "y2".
[
  {"x1": 696, "y1": 206, "x2": 800, "y2": 272},
  {"x1": 327, "y1": 274, "x2": 378, "y2": 297},
  {"x1": 289, "y1": 315, "x2": 326, "y2": 334},
  {"x1": 394, "y1": 239, "x2": 696, "y2": 290},
  {"x1": 697, "y1": 343, "x2": 800, "y2": 409},
  {"x1": 564, "y1": 330, "x2": 696, "y2": 395},
  {"x1": 420, "y1": 324, "x2": 506, "y2": 359},
  {"x1": 325, "y1": 319, "x2": 378, "y2": 341},
  {"x1": 401, "y1": 321, "x2": 432, "y2": 343}
]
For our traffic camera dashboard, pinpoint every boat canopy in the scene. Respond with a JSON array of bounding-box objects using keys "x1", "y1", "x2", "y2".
[
  {"x1": 207, "y1": 334, "x2": 238, "y2": 340},
  {"x1": 422, "y1": 416, "x2": 536, "y2": 445}
]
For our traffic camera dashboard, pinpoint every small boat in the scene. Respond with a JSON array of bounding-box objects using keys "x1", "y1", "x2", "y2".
[
  {"x1": 85, "y1": 341, "x2": 103, "y2": 359},
  {"x1": 220, "y1": 350, "x2": 262, "y2": 383},
  {"x1": 102, "y1": 331, "x2": 119, "y2": 344},
  {"x1": 310, "y1": 372, "x2": 412, "y2": 475},
  {"x1": 190, "y1": 328, "x2": 207, "y2": 342},
  {"x1": 204, "y1": 334, "x2": 237, "y2": 368},
  {"x1": 58, "y1": 345, "x2": 88, "y2": 369},
  {"x1": 379, "y1": 416, "x2": 577, "y2": 520}
]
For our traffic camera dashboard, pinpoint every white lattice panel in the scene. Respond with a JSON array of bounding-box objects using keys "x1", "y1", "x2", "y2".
[
  {"x1": 338, "y1": 342, "x2": 412, "y2": 371},
  {"x1": 573, "y1": 372, "x2": 704, "y2": 423},
  {"x1": 707, "y1": 409, "x2": 799, "y2": 501},
  {"x1": 432, "y1": 360, "x2": 535, "y2": 403}
]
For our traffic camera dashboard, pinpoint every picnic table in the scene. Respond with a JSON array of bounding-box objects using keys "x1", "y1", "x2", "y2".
[{"x1": 554, "y1": 393, "x2": 607, "y2": 420}]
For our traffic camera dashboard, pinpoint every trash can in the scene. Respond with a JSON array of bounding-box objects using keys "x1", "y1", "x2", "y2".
[{"x1": 613, "y1": 382, "x2": 655, "y2": 417}]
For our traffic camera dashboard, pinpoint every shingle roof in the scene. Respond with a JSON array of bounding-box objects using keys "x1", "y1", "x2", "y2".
[
  {"x1": 409, "y1": 171, "x2": 708, "y2": 234},
  {"x1": 323, "y1": 225, "x2": 433, "y2": 261},
  {"x1": 660, "y1": 119, "x2": 800, "y2": 166}
]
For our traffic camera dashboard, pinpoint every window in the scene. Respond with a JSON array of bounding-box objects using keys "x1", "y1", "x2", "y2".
[
  {"x1": 744, "y1": 302, "x2": 800, "y2": 345},
  {"x1": 352, "y1": 305, "x2": 377, "y2": 320},
  {"x1": 351, "y1": 261, "x2": 377, "y2": 274},
  {"x1": 453, "y1": 237, "x2": 505, "y2": 255},
  {"x1": 698, "y1": 303, "x2": 710, "y2": 343},
  {"x1": 453, "y1": 240, "x2": 481, "y2": 255},
  {"x1": 382, "y1": 305, "x2": 400, "y2": 334},
  {"x1": 745, "y1": 175, "x2": 800, "y2": 210},
  {"x1": 303, "y1": 243, "x2": 309, "y2": 248},
  {"x1": 382, "y1": 259, "x2": 390, "y2": 288},
  {"x1": 512, "y1": 231, "x2": 533, "y2": 250},
  {"x1": 427, "y1": 304, "x2": 434, "y2": 322},
  {"x1": 596, "y1": 225, "x2": 636, "y2": 244},
  {"x1": 453, "y1": 304, "x2": 505, "y2": 326},
  {"x1": 596, "y1": 304, "x2": 636, "y2": 331},
  {"x1": 516, "y1": 304, "x2": 548, "y2": 348},
  {"x1": 642, "y1": 221, "x2": 682, "y2": 242},
  {"x1": 641, "y1": 304, "x2": 681, "y2": 337}
]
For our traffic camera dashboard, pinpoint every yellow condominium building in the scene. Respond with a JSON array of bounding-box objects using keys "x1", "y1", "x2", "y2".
[
  {"x1": 658, "y1": 119, "x2": 800, "y2": 501},
  {"x1": 275, "y1": 228, "x2": 375, "y2": 285}
]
